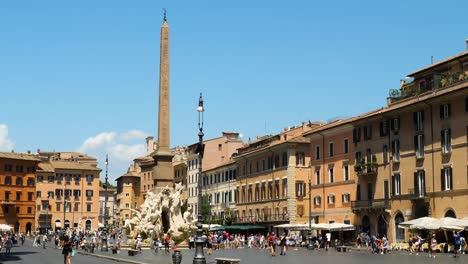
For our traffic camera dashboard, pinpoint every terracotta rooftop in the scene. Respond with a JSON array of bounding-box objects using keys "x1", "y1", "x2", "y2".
[
  {"x1": 49, "y1": 161, "x2": 101, "y2": 171},
  {"x1": 0, "y1": 152, "x2": 40, "y2": 161},
  {"x1": 407, "y1": 50, "x2": 468, "y2": 77}
]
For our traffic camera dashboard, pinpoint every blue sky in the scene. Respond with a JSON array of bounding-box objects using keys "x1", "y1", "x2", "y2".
[{"x1": 1, "y1": 0, "x2": 467, "y2": 182}]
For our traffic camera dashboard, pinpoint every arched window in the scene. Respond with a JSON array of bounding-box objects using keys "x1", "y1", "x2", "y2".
[
  {"x1": 445, "y1": 209, "x2": 456, "y2": 218},
  {"x1": 86, "y1": 220, "x2": 92, "y2": 230},
  {"x1": 395, "y1": 213, "x2": 405, "y2": 242}
]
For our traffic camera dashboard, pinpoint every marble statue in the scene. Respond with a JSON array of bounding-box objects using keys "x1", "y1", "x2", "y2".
[{"x1": 124, "y1": 182, "x2": 194, "y2": 242}]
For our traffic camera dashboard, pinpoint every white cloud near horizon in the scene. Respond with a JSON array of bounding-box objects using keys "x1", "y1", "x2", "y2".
[
  {"x1": 77, "y1": 130, "x2": 148, "y2": 182},
  {"x1": 0, "y1": 124, "x2": 14, "y2": 151}
]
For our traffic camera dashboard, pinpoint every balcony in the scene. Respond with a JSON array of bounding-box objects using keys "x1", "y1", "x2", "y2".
[
  {"x1": 0, "y1": 200, "x2": 16, "y2": 205},
  {"x1": 408, "y1": 187, "x2": 430, "y2": 200},
  {"x1": 232, "y1": 214, "x2": 289, "y2": 224},
  {"x1": 354, "y1": 163, "x2": 378, "y2": 179},
  {"x1": 351, "y1": 199, "x2": 390, "y2": 212}
]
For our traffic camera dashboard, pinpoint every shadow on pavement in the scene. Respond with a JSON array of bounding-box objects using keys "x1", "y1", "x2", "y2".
[{"x1": 0, "y1": 251, "x2": 39, "y2": 262}]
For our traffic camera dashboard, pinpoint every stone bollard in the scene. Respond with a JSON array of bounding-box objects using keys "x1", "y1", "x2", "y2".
[{"x1": 172, "y1": 250, "x2": 182, "y2": 264}]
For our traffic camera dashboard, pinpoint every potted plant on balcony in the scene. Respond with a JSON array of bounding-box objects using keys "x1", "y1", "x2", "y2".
[
  {"x1": 366, "y1": 155, "x2": 378, "y2": 173},
  {"x1": 354, "y1": 159, "x2": 364, "y2": 174}
]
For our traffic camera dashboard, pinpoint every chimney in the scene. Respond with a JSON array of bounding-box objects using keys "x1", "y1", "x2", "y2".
[{"x1": 146, "y1": 136, "x2": 154, "y2": 154}]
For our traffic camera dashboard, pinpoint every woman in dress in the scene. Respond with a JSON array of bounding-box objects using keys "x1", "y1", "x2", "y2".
[{"x1": 61, "y1": 235, "x2": 73, "y2": 264}]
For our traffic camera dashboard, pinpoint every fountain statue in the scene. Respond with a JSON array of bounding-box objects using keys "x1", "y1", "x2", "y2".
[{"x1": 124, "y1": 182, "x2": 195, "y2": 243}]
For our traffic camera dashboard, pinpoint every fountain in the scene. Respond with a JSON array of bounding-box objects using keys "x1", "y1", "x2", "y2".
[{"x1": 124, "y1": 183, "x2": 195, "y2": 245}]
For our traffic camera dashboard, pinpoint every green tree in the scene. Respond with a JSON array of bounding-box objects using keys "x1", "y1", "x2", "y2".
[
  {"x1": 99, "y1": 180, "x2": 115, "y2": 188},
  {"x1": 201, "y1": 194, "x2": 212, "y2": 223}
]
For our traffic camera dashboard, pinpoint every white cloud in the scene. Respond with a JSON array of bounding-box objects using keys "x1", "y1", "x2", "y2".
[
  {"x1": 77, "y1": 130, "x2": 148, "y2": 182},
  {"x1": 0, "y1": 124, "x2": 14, "y2": 151},
  {"x1": 119, "y1": 130, "x2": 148, "y2": 142}
]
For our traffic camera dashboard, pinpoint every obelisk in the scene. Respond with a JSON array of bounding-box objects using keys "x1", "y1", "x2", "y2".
[{"x1": 153, "y1": 11, "x2": 174, "y2": 188}]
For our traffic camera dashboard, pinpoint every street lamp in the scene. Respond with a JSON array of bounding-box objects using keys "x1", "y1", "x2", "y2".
[
  {"x1": 193, "y1": 93, "x2": 206, "y2": 264},
  {"x1": 308, "y1": 166, "x2": 313, "y2": 250},
  {"x1": 101, "y1": 154, "x2": 109, "y2": 251}
]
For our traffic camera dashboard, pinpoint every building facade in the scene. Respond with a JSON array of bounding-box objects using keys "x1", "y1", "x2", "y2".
[
  {"x1": 0, "y1": 152, "x2": 40, "y2": 235},
  {"x1": 187, "y1": 132, "x2": 243, "y2": 216},
  {"x1": 99, "y1": 186, "x2": 116, "y2": 227},
  {"x1": 36, "y1": 159, "x2": 101, "y2": 232},
  {"x1": 115, "y1": 166, "x2": 141, "y2": 226}
]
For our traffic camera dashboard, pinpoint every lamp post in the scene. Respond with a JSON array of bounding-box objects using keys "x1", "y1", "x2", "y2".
[
  {"x1": 308, "y1": 166, "x2": 313, "y2": 250},
  {"x1": 101, "y1": 154, "x2": 109, "y2": 251},
  {"x1": 193, "y1": 93, "x2": 206, "y2": 264}
]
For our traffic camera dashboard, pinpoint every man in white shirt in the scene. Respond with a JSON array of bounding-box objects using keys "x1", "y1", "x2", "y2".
[{"x1": 325, "y1": 233, "x2": 331, "y2": 251}]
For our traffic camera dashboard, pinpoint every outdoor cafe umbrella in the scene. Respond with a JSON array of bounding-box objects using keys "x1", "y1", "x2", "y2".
[
  {"x1": 0, "y1": 224, "x2": 12, "y2": 232},
  {"x1": 398, "y1": 216, "x2": 437, "y2": 229},
  {"x1": 273, "y1": 223, "x2": 310, "y2": 231},
  {"x1": 310, "y1": 223, "x2": 355, "y2": 231}
]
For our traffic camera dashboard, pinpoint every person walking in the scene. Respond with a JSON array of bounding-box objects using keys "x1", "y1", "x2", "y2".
[
  {"x1": 279, "y1": 234, "x2": 287, "y2": 255},
  {"x1": 5, "y1": 236, "x2": 13, "y2": 256},
  {"x1": 61, "y1": 235, "x2": 73, "y2": 264},
  {"x1": 43, "y1": 233, "x2": 47, "y2": 249},
  {"x1": 453, "y1": 231, "x2": 461, "y2": 258},
  {"x1": 268, "y1": 232, "x2": 277, "y2": 256},
  {"x1": 429, "y1": 234, "x2": 437, "y2": 258},
  {"x1": 163, "y1": 233, "x2": 170, "y2": 253}
]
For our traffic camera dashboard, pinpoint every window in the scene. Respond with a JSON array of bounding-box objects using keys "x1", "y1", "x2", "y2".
[
  {"x1": 392, "y1": 174, "x2": 401, "y2": 195},
  {"x1": 282, "y1": 152, "x2": 288, "y2": 167},
  {"x1": 353, "y1": 128, "x2": 361, "y2": 143},
  {"x1": 380, "y1": 120, "x2": 389, "y2": 137},
  {"x1": 329, "y1": 142, "x2": 334, "y2": 157},
  {"x1": 27, "y1": 207, "x2": 32, "y2": 214},
  {"x1": 87, "y1": 204, "x2": 92, "y2": 212},
  {"x1": 74, "y1": 174, "x2": 80, "y2": 183},
  {"x1": 414, "y1": 170, "x2": 426, "y2": 197},
  {"x1": 48, "y1": 176, "x2": 54, "y2": 183},
  {"x1": 5, "y1": 176, "x2": 11, "y2": 185},
  {"x1": 441, "y1": 129, "x2": 451, "y2": 153},
  {"x1": 314, "y1": 195, "x2": 321, "y2": 205},
  {"x1": 56, "y1": 173, "x2": 63, "y2": 184},
  {"x1": 27, "y1": 178, "x2": 35, "y2": 186},
  {"x1": 356, "y1": 184, "x2": 361, "y2": 201},
  {"x1": 441, "y1": 167, "x2": 453, "y2": 191},
  {"x1": 329, "y1": 167, "x2": 334, "y2": 183},
  {"x1": 382, "y1": 145, "x2": 388, "y2": 164},
  {"x1": 74, "y1": 203, "x2": 79, "y2": 212},
  {"x1": 296, "y1": 182, "x2": 305, "y2": 197},
  {"x1": 282, "y1": 179, "x2": 288, "y2": 197},
  {"x1": 125, "y1": 203, "x2": 130, "y2": 209},
  {"x1": 414, "y1": 134, "x2": 424, "y2": 159},
  {"x1": 355, "y1": 151, "x2": 362, "y2": 164},
  {"x1": 218, "y1": 144, "x2": 222, "y2": 151},
  {"x1": 391, "y1": 118, "x2": 400, "y2": 131},
  {"x1": 65, "y1": 174, "x2": 71, "y2": 184},
  {"x1": 86, "y1": 190, "x2": 93, "y2": 197},
  {"x1": 125, "y1": 193, "x2": 129, "y2": 197},
  {"x1": 73, "y1": 190, "x2": 81, "y2": 198},
  {"x1": 4, "y1": 164, "x2": 12, "y2": 172},
  {"x1": 414, "y1": 111, "x2": 424, "y2": 132},
  {"x1": 37, "y1": 191, "x2": 42, "y2": 198},
  {"x1": 16, "y1": 165, "x2": 23, "y2": 172},
  {"x1": 344, "y1": 139, "x2": 349, "y2": 154},
  {"x1": 364, "y1": 125, "x2": 372, "y2": 140},
  {"x1": 296, "y1": 152, "x2": 305, "y2": 166},
  {"x1": 328, "y1": 194, "x2": 335, "y2": 204},
  {"x1": 315, "y1": 169, "x2": 320, "y2": 185},
  {"x1": 343, "y1": 165, "x2": 349, "y2": 181},
  {"x1": 315, "y1": 146, "x2": 320, "y2": 160},
  {"x1": 16, "y1": 192, "x2": 20, "y2": 200},
  {"x1": 440, "y1": 103, "x2": 451, "y2": 119},
  {"x1": 37, "y1": 175, "x2": 44, "y2": 182},
  {"x1": 4, "y1": 206, "x2": 9, "y2": 214},
  {"x1": 28, "y1": 192, "x2": 34, "y2": 201},
  {"x1": 342, "y1": 193, "x2": 350, "y2": 203},
  {"x1": 16, "y1": 207, "x2": 20, "y2": 214},
  {"x1": 48, "y1": 191, "x2": 54, "y2": 199},
  {"x1": 16, "y1": 178, "x2": 23, "y2": 186},
  {"x1": 392, "y1": 139, "x2": 400, "y2": 162},
  {"x1": 86, "y1": 174, "x2": 93, "y2": 185}
]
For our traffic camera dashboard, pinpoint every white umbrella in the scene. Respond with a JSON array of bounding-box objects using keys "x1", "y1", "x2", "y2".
[
  {"x1": 0, "y1": 224, "x2": 12, "y2": 232},
  {"x1": 310, "y1": 223, "x2": 355, "y2": 231},
  {"x1": 398, "y1": 217, "x2": 437, "y2": 229},
  {"x1": 273, "y1": 223, "x2": 310, "y2": 230}
]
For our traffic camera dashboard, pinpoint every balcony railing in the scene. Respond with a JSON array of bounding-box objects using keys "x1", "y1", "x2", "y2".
[
  {"x1": 408, "y1": 187, "x2": 430, "y2": 199},
  {"x1": 355, "y1": 164, "x2": 378, "y2": 179},
  {"x1": 351, "y1": 199, "x2": 390, "y2": 211},
  {"x1": 232, "y1": 214, "x2": 289, "y2": 224},
  {"x1": 0, "y1": 200, "x2": 16, "y2": 205}
]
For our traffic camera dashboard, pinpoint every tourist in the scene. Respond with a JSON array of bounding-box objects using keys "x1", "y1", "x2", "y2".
[
  {"x1": 207, "y1": 233, "x2": 213, "y2": 255},
  {"x1": 43, "y1": 233, "x2": 47, "y2": 249},
  {"x1": 61, "y1": 235, "x2": 73, "y2": 264},
  {"x1": 188, "y1": 235, "x2": 194, "y2": 249},
  {"x1": 163, "y1": 233, "x2": 170, "y2": 253},
  {"x1": 279, "y1": 234, "x2": 287, "y2": 255},
  {"x1": 268, "y1": 232, "x2": 277, "y2": 256},
  {"x1": 381, "y1": 236, "x2": 389, "y2": 254},
  {"x1": 453, "y1": 231, "x2": 461, "y2": 258},
  {"x1": 356, "y1": 234, "x2": 362, "y2": 249},
  {"x1": 429, "y1": 234, "x2": 437, "y2": 258},
  {"x1": 5, "y1": 236, "x2": 13, "y2": 256},
  {"x1": 325, "y1": 232, "x2": 331, "y2": 251},
  {"x1": 136, "y1": 237, "x2": 142, "y2": 253},
  {"x1": 20, "y1": 233, "x2": 25, "y2": 246}
]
